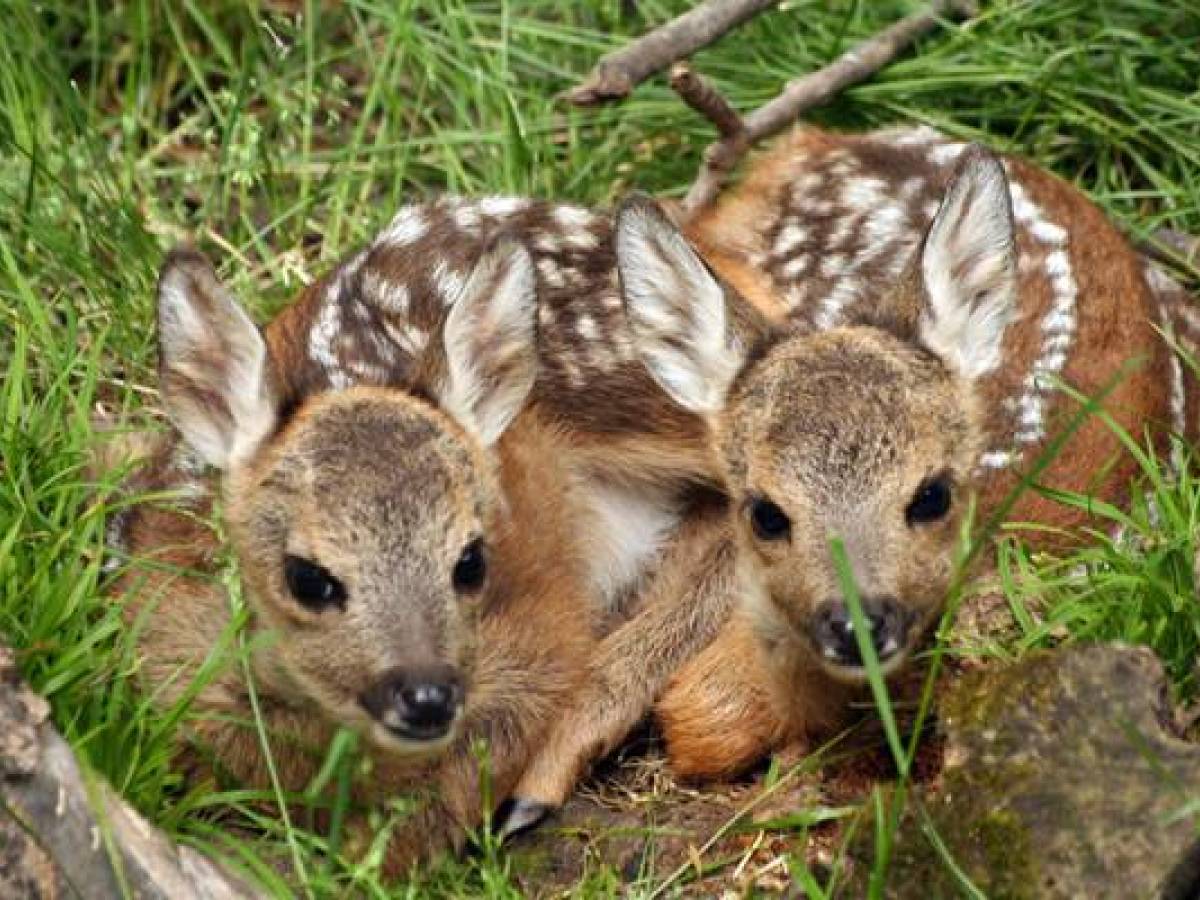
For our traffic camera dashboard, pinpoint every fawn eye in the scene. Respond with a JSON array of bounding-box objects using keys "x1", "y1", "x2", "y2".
[
  {"x1": 749, "y1": 497, "x2": 791, "y2": 541},
  {"x1": 283, "y1": 555, "x2": 347, "y2": 611},
  {"x1": 452, "y1": 539, "x2": 487, "y2": 593},
  {"x1": 906, "y1": 475, "x2": 953, "y2": 526}
]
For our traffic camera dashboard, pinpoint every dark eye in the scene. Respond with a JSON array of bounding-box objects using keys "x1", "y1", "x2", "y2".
[
  {"x1": 283, "y1": 555, "x2": 347, "y2": 611},
  {"x1": 906, "y1": 475, "x2": 953, "y2": 526},
  {"x1": 749, "y1": 497, "x2": 791, "y2": 541},
  {"x1": 452, "y1": 539, "x2": 487, "y2": 593}
]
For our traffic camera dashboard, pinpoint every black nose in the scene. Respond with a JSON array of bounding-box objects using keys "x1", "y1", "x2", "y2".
[
  {"x1": 811, "y1": 596, "x2": 909, "y2": 669},
  {"x1": 360, "y1": 665, "x2": 464, "y2": 741}
]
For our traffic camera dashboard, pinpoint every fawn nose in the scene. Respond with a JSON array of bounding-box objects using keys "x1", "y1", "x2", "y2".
[
  {"x1": 361, "y1": 664, "x2": 464, "y2": 742},
  {"x1": 811, "y1": 596, "x2": 910, "y2": 669}
]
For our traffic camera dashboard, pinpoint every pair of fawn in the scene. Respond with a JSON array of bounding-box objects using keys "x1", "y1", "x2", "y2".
[{"x1": 110, "y1": 124, "x2": 1195, "y2": 867}]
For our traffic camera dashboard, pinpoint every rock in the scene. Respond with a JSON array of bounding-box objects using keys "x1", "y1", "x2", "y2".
[{"x1": 857, "y1": 643, "x2": 1200, "y2": 899}]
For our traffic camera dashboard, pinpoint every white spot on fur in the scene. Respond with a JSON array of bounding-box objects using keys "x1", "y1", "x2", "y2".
[
  {"x1": 1030, "y1": 219, "x2": 1068, "y2": 246},
  {"x1": 377, "y1": 206, "x2": 429, "y2": 246},
  {"x1": 773, "y1": 221, "x2": 809, "y2": 258},
  {"x1": 928, "y1": 142, "x2": 967, "y2": 166},
  {"x1": 479, "y1": 196, "x2": 528, "y2": 217},
  {"x1": 453, "y1": 203, "x2": 483, "y2": 234},
  {"x1": 576, "y1": 313, "x2": 599, "y2": 341},
  {"x1": 383, "y1": 319, "x2": 427, "y2": 356},
  {"x1": 564, "y1": 229, "x2": 599, "y2": 250},
  {"x1": 361, "y1": 269, "x2": 410, "y2": 315},
  {"x1": 780, "y1": 253, "x2": 812, "y2": 281},
  {"x1": 537, "y1": 257, "x2": 566, "y2": 289},
  {"x1": 841, "y1": 175, "x2": 889, "y2": 214},
  {"x1": 433, "y1": 259, "x2": 467, "y2": 306},
  {"x1": 979, "y1": 450, "x2": 1013, "y2": 469},
  {"x1": 861, "y1": 203, "x2": 910, "y2": 256},
  {"x1": 535, "y1": 232, "x2": 562, "y2": 254},
  {"x1": 309, "y1": 283, "x2": 352, "y2": 389},
  {"x1": 554, "y1": 205, "x2": 595, "y2": 230},
  {"x1": 886, "y1": 126, "x2": 942, "y2": 148},
  {"x1": 819, "y1": 253, "x2": 847, "y2": 280}
]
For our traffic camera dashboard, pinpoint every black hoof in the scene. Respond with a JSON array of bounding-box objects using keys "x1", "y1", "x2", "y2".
[{"x1": 495, "y1": 797, "x2": 555, "y2": 840}]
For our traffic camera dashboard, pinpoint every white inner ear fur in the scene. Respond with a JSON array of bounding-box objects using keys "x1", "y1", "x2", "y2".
[
  {"x1": 438, "y1": 241, "x2": 538, "y2": 446},
  {"x1": 617, "y1": 199, "x2": 743, "y2": 415},
  {"x1": 157, "y1": 256, "x2": 277, "y2": 470},
  {"x1": 919, "y1": 151, "x2": 1018, "y2": 381}
]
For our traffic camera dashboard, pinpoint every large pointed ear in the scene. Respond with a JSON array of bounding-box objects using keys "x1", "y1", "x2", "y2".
[
  {"x1": 426, "y1": 239, "x2": 538, "y2": 446},
  {"x1": 156, "y1": 248, "x2": 278, "y2": 470},
  {"x1": 916, "y1": 147, "x2": 1018, "y2": 379},
  {"x1": 617, "y1": 194, "x2": 752, "y2": 415}
]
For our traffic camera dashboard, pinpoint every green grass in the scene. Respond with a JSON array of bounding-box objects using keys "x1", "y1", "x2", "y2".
[{"x1": 2, "y1": 0, "x2": 1199, "y2": 895}]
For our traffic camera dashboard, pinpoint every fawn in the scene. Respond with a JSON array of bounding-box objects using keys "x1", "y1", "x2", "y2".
[
  {"x1": 627, "y1": 126, "x2": 1199, "y2": 778},
  {"x1": 110, "y1": 239, "x2": 605, "y2": 870},
  {"x1": 504, "y1": 125, "x2": 1198, "y2": 822}
]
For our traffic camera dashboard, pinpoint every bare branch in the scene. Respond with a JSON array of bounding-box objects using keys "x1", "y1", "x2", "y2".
[
  {"x1": 681, "y1": 0, "x2": 978, "y2": 214},
  {"x1": 669, "y1": 63, "x2": 743, "y2": 138},
  {"x1": 1, "y1": 644, "x2": 262, "y2": 898},
  {"x1": 566, "y1": 0, "x2": 779, "y2": 106}
]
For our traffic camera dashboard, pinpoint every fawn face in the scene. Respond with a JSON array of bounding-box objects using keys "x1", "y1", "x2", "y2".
[
  {"x1": 622, "y1": 148, "x2": 1017, "y2": 681},
  {"x1": 156, "y1": 240, "x2": 537, "y2": 753}
]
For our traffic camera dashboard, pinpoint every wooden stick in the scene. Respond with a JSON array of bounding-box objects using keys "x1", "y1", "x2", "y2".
[
  {"x1": 678, "y1": 0, "x2": 978, "y2": 214},
  {"x1": 566, "y1": 0, "x2": 779, "y2": 106},
  {"x1": 0, "y1": 644, "x2": 261, "y2": 898},
  {"x1": 669, "y1": 63, "x2": 743, "y2": 138}
]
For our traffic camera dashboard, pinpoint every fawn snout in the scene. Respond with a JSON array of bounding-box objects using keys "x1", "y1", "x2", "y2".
[
  {"x1": 810, "y1": 595, "x2": 914, "y2": 675},
  {"x1": 360, "y1": 663, "x2": 465, "y2": 745}
]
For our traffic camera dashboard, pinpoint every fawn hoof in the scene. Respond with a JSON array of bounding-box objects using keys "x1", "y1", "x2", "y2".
[{"x1": 496, "y1": 797, "x2": 555, "y2": 840}]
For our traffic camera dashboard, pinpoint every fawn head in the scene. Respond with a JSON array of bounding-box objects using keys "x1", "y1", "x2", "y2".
[
  {"x1": 621, "y1": 148, "x2": 1017, "y2": 681},
  {"x1": 155, "y1": 239, "x2": 537, "y2": 753}
]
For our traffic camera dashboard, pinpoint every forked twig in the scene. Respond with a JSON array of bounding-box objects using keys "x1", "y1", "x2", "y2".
[
  {"x1": 566, "y1": 0, "x2": 779, "y2": 106},
  {"x1": 676, "y1": 0, "x2": 978, "y2": 213}
]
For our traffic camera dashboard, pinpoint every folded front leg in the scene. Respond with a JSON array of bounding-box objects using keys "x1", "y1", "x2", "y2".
[{"x1": 503, "y1": 514, "x2": 738, "y2": 833}]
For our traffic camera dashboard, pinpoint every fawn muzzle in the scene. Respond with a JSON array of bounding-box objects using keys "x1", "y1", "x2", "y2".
[
  {"x1": 360, "y1": 664, "x2": 465, "y2": 743},
  {"x1": 809, "y1": 595, "x2": 913, "y2": 676}
]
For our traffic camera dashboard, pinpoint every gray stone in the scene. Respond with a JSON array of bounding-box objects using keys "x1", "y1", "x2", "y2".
[{"x1": 861, "y1": 643, "x2": 1200, "y2": 899}]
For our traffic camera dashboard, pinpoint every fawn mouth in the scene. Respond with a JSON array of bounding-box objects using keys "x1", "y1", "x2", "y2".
[
  {"x1": 814, "y1": 643, "x2": 912, "y2": 684},
  {"x1": 370, "y1": 710, "x2": 463, "y2": 753}
]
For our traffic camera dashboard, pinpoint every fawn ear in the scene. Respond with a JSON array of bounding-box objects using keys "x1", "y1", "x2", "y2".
[
  {"x1": 618, "y1": 194, "x2": 749, "y2": 415},
  {"x1": 429, "y1": 239, "x2": 538, "y2": 446},
  {"x1": 157, "y1": 248, "x2": 278, "y2": 470},
  {"x1": 915, "y1": 147, "x2": 1018, "y2": 380}
]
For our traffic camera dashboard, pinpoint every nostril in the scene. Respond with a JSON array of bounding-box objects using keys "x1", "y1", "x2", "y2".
[
  {"x1": 867, "y1": 598, "x2": 908, "y2": 661},
  {"x1": 399, "y1": 682, "x2": 457, "y2": 728}
]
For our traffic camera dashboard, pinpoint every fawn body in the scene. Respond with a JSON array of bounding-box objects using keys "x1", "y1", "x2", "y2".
[
  {"x1": 625, "y1": 126, "x2": 1199, "y2": 779},
  {"x1": 507, "y1": 127, "x2": 1198, "y2": 820}
]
